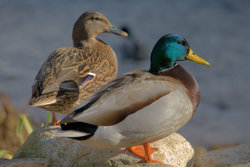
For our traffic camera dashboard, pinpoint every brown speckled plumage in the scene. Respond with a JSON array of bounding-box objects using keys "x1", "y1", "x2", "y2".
[{"x1": 29, "y1": 11, "x2": 127, "y2": 114}]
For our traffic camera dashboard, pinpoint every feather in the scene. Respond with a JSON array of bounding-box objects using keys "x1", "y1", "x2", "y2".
[{"x1": 53, "y1": 129, "x2": 89, "y2": 138}]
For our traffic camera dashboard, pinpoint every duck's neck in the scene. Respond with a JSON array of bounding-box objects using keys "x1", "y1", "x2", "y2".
[
  {"x1": 149, "y1": 61, "x2": 175, "y2": 74},
  {"x1": 149, "y1": 51, "x2": 176, "y2": 73},
  {"x1": 157, "y1": 65, "x2": 197, "y2": 93},
  {"x1": 72, "y1": 28, "x2": 98, "y2": 48}
]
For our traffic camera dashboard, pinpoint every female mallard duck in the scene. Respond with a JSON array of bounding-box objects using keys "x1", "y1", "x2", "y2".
[
  {"x1": 55, "y1": 34, "x2": 210, "y2": 163},
  {"x1": 29, "y1": 11, "x2": 127, "y2": 124}
]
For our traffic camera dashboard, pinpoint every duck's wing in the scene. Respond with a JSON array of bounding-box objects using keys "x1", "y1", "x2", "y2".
[
  {"x1": 61, "y1": 70, "x2": 177, "y2": 126},
  {"x1": 29, "y1": 47, "x2": 94, "y2": 106}
]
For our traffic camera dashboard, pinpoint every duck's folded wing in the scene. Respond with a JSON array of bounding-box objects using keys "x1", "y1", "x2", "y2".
[
  {"x1": 30, "y1": 48, "x2": 93, "y2": 106},
  {"x1": 61, "y1": 71, "x2": 176, "y2": 126}
]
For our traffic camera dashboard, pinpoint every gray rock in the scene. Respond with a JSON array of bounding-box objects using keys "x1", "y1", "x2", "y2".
[
  {"x1": 13, "y1": 126, "x2": 194, "y2": 167},
  {"x1": 232, "y1": 162, "x2": 250, "y2": 167},
  {"x1": 0, "y1": 158, "x2": 48, "y2": 167},
  {"x1": 193, "y1": 146, "x2": 207, "y2": 158},
  {"x1": 150, "y1": 133, "x2": 195, "y2": 167},
  {"x1": 194, "y1": 144, "x2": 250, "y2": 167}
]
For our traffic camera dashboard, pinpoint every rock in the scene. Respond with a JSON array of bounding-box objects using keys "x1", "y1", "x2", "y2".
[
  {"x1": 150, "y1": 133, "x2": 194, "y2": 167},
  {"x1": 211, "y1": 143, "x2": 240, "y2": 150},
  {"x1": 0, "y1": 158, "x2": 48, "y2": 167},
  {"x1": 231, "y1": 162, "x2": 250, "y2": 167},
  {"x1": 108, "y1": 154, "x2": 170, "y2": 167},
  {"x1": 13, "y1": 126, "x2": 194, "y2": 167},
  {"x1": 193, "y1": 146, "x2": 207, "y2": 158},
  {"x1": 194, "y1": 144, "x2": 250, "y2": 167}
]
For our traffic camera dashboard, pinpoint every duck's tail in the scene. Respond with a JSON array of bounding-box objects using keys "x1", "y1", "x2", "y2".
[
  {"x1": 52, "y1": 122, "x2": 97, "y2": 140},
  {"x1": 53, "y1": 129, "x2": 89, "y2": 138}
]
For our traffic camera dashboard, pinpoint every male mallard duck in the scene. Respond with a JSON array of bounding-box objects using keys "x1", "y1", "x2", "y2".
[
  {"x1": 55, "y1": 34, "x2": 210, "y2": 163},
  {"x1": 29, "y1": 11, "x2": 127, "y2": 124}
]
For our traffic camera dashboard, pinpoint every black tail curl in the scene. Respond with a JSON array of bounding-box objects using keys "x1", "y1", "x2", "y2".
[{"x1": 60, "y1": 122, "x2": 97, "y2": 140}]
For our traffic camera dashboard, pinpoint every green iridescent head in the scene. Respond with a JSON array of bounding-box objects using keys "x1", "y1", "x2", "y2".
[{"x1": 149, "y1": 34, "x2": 210, "y2": 73}]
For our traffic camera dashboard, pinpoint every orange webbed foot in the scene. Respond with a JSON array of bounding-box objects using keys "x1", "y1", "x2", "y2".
[
  {"x1": 127, "y1": 142, "x2": 164, "y2": 164},
  {"x1": 49, "y1": 119, "x2": 61, "y2": 125}
]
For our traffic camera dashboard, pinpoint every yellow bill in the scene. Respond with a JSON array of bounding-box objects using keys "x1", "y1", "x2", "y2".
[{"x1": 186, "y1": 49, "x2": 210, "y2": 66}]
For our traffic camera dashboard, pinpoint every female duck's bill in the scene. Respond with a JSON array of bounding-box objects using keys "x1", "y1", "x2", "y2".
[{"x1": 106, "y1": 25, "x2": 128, "y2": 37}]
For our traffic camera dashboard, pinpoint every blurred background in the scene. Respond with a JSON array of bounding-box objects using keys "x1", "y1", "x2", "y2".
[{"x1": 0, "y1": 0, "x2": 250, "y2": 152}]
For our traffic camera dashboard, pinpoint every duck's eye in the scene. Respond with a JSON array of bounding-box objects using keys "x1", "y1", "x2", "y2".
[
  {"x1": 91, "y1": 17, "x2": 102, "y2": 21},
  {"x1": 177, "y1": 41, "x2": 185, "y2": 46},
  {"x1": 95, "y1": 17, "x2": 102, "y2": 21}
]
